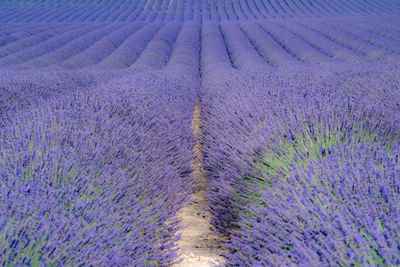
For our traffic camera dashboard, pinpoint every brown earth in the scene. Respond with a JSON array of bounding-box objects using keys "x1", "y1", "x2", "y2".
[{"x1": 173, "y1": 100, "x2": 226, "y2": 267}]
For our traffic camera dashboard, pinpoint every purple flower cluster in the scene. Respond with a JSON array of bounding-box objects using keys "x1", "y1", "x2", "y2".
[
  {"x1": 0, "y1": 70, "x2": 195, "y2": 265},
  {"x1": 0, "y1": 70, "x2": 99, "y2": 125},
  {"x1": 201, "y1": 64, "x2": 400, "y2": 265}
]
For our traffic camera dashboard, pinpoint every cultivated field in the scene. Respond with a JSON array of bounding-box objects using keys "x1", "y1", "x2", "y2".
[{"x1": 0, "y1": 0, "x2": 400, "y2": 266}]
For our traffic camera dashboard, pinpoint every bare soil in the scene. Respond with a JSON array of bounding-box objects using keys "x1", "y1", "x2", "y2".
[{"x1": 173, "y1": 101, "x2": 226, "y2": 267}]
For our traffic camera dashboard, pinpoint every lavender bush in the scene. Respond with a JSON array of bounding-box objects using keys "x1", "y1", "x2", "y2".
[
  {"x1": 201, "y1": 64, "x2": 400, "y2": 265},
  {"x1": 0, "y1": 70, "x2": 100, "y2": 125},
  {"x1": 0, "y1": 71, "x2": 195, "y2": 265}
]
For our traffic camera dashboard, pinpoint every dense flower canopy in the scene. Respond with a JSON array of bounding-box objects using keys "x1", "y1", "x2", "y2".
[{"x1": 0, "y1": 0, "x2": 399, "y2": 265}]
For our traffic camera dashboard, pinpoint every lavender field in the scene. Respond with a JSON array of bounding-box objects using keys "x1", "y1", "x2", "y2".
[{"x1": 0, "y1": 0, "x2": 400, "y2": 266}]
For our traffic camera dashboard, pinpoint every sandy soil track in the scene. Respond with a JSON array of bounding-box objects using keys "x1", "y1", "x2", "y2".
[{"x1": 174, "y1": 100, "x2": 226, "y2": 267}]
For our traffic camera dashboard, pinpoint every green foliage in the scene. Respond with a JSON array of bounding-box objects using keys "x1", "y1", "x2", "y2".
[{"x1": 241, "y1": 122, "x2": 393, "y2": 214}]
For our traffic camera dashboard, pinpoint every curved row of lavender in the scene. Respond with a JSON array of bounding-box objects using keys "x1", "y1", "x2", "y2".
[
  {"x1": 0, "y1": 0, "x2": 400, "y2": 266},
  {"x1": 0, "y1": 16, "x2": 399, "y2": 72},
  {"x1": 201, "y1": 64, "x2": 400, "y2": 265},
  {"x1": 0, "y1": 70, "x2": 197, "y2": 265},
  {"x1": 0, "y1": 14, "x2": 202, "y2": 264},
  {"x1": 197, "y1": 14, "x2": 400, "y2": 265},
  {"x1": 0, "y1": 0, "x2": 399, "y2": 22}
]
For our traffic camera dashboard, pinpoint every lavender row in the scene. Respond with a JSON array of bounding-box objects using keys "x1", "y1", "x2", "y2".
[
  {"x1": 17, "y1": 24, "x2": 121, "y2": 69},
  {"x1": 298, "y1": 19, "x2": 400, "y2": 63},
  {"x1": 132, "y1": 22, "x2": 182, "y2": 70},
  {"x1": 275, "y1": 19, "x2": 368, "y2": 64},
  {"x1": 1, "y1": 0, "x2": 399, "y2": 22},
  {"x1": 201, "y1": 64, "x2": 400, "y2": 265},
  {"x1": 322, "y1": 19, "x2": 400, "y2": 54},
  {"x1": 257, "y1": 20, "x2": 333, "y2": 65},
  {"x1": 238, "y1": 20, "x2": 300, "y2": 67},
  {"x1": 220, "y1": 21, "x2": 270, "y2": 70},
  {"x1": 200, "y1": 21, "x2": 233, "y2": 75},
  {"x1": 0, "y1": 69, "x2": 103, "y2": 126},
  {"x1": 0, "y1": 17, "x2": 398, "y2": 71},
  {"x1": 0, "y1": 24, "x2": 103, "y2": 68},
  {"x1": 95, "y1": 22, "x2": 162, "y2": 69},
  {"x1": 61, "y1": 23, "x2": 145, "y2": 69},
  {"x1": 0, "y1": 69, "x2": 196, "y2": 265},
  {"x1": 0, "y1": 23, "x2": 67, "y2": 48},
  {"x1": 0, "y1": 24, "x2": 82, "y2": 59},
  {"x1": 166, "y1": 22, "x2": 201, "y2": 78}
]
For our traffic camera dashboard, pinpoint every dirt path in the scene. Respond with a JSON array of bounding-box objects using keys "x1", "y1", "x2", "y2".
[{"x1": 173, "y1": 100, "x2": 226, "y2": 266}]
